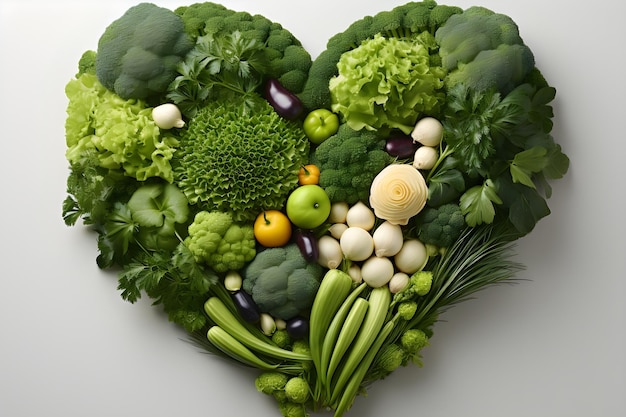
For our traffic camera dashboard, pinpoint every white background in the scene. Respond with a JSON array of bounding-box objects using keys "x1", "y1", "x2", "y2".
[{"x1": 1, "y1": 0, "x2": 624, "y2": 416}]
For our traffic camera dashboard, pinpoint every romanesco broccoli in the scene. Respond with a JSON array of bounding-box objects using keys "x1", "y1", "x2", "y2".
[{"x1": 184, "y1": 211, "x2": 255, "y2": 273}]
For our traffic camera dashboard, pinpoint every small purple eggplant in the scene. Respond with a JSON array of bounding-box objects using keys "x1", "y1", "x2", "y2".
[
  {"x1": 294, "y1": 229, "x2": 319, "y2": 262},
  {"x1": 286, "y1": 316, "x2": 309, "y2": 339},
  {"x1": 264, "y1": 78, "x2": 304, "y2": 120},
  {"x1": 385, "y1": 134, "x2": 420, "y2": 159},
  {"x1": 231, "y1": 290, "x2": 260, "y2": 323}
]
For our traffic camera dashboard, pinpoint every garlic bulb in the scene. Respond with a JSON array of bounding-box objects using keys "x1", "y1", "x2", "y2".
[
  {"x1": 413, "y1": 146, "x2": 438, "y2": 170},
  {"x1": 411, "y1": 117, "x2": 443, "y2": 147},
  {"x1": 152, "y1": 103, "x2": 185, "y2": 129},
  {"x1": 329, "y1": 202, "x2": 349, "y2": 223},
  {"x1": 389, "y1": 272, "x2": 410, "y2": 294}
]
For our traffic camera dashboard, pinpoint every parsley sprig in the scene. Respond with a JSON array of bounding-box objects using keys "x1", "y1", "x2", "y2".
[{"x1": 167, "y1": 31, "x2": 269, "y2": 117}]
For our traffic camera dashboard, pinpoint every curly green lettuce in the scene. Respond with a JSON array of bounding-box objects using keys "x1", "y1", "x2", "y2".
[
  {"x1": 65, "y1": 73, "x2": 178, "y2": 182},
  {"x1": 329, "y1": 32, "x2": 445, "y2": 134},
  {"x1": 172, "y1": 97, "x2": 309, "y2": 222}
]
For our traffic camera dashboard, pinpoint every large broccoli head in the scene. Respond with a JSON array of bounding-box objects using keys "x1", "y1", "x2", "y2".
[
  {"x1": 242, "y1": 244, "x2": 323, "y2": 320},
  {"x1": 185, "y1": 211, "x2": 256, "y2": 273},
  {"x1": 95, "y1": 3, "x2": 193, "y2": 101},
  {"x1": 435, "y1": 6, "x2": 535, "y2": 95},
  {"x1": 311, "y1": 124, "x2": 393, "y2": 204},
  {"x1": 174, "y1": 2, "x2": 311, "y2": 94}
]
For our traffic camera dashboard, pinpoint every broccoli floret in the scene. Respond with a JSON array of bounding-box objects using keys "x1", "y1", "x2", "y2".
[
  {"x1": 95, "y1": 3, "x2": 193, "y2": 101},
  {"x1": 397, "y1": 301, "x2": 418, "y2": 321},
  {"x1": 77, "y1": 50, "x2": 97, "y2": 76},
  {"x1": 401, "y1": 329, "x2": 429, "y2": 356},
  {"x1": 255, "y1": 372, "x2": 289, "y2": 396},
  {"x1": 414, "y1": 203, "x2": 465, "y2": 248},
  {"x1": 299, "y1": 1, "x2": 460, "y2": 110},
  {"x1": 435, "y1": 6, "x2": 535, "y2": 95},
  {"x1": 271, "y1": 329, "x2": 291, "y2": 349},
  {"x1": 284, "y1": 377, "x2": 310, "y2": 404},
  {"x1": 184, "y1": 211, "x2": 256, "y2": 273},
  {"x1": 174, "y1": 2, "x2": 311, "y2": 94},
  {"x1": 374, "y1": 343, "x2": 406, "y2": 373},
  {"x1": 277, "y1": 402, "x2": 307, "y2": 417},
  {"x1": 242, "y1": 244, "x2": 323, "y2": 320},
  {"x1": 311, "y1": 124, "x2": 392, "y2": 204},
  {"x1": 392, "y1": 271, "x2": 434, "y2": 306}
]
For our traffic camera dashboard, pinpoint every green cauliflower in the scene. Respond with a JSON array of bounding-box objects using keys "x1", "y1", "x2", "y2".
[
  {"x1": 95, "y1": 3, "x2": 193, "y2": 101},
  {"x1": 185, "y1": 211, "x2": 255, "y2": 273},
  {"x1": 242, "y1": 244, "x2": 323, "y2": 320},
  {"x1": 435, "y1": 6, "x2": 535, "y2": 94},
  {"x1": 414, "y1": 203, "x2": 465, "y2": 248},
  {"x1": 311, "y1": 124, "x2": 392, "y2": 204}
]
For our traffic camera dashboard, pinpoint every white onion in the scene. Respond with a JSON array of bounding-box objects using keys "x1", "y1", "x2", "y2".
[
  {"x1": 394, "y1": 239, "x2": 428, "y2": 274},
  {"x1": 317, "y1": 235, "x2": 343, "y2": 269},
  {"x1": 340, "y1": 227, "x2": 374, "y2": 261},
  {"x1": 372, "y1": 221, "x2": 404, "y2": 257},
  {"x1": 346, "y1": 201, "x2": 375, "y2": 231},
  {"x1": 360, "y1": 256, "x2": 394, "y2": 288}
]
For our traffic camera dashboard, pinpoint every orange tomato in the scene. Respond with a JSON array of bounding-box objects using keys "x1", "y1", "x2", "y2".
[
  {"x1": 298, "y1": 164, "x2": 320, "y2": 185},
  {"x1": 254, "y1": 210, "x2": 292, "y2": 247}
]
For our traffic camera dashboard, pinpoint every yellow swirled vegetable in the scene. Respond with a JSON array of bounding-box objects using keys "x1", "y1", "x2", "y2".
[{"x1": 369, "y1": 164, "x2": 428, "y2": 225}]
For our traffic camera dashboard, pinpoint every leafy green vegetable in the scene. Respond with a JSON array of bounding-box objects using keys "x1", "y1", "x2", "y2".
[
  {"x1": 329, "y1": 32, "x2": 445, "y2": 134},
  {"x1": 299, "y1": 0, "x2": 462, "y2": 111},
  {"x1": 65, "y1": 73, "x2": 179, "y2": 183},
  {"x1": 117, "y1": 243, "x2": 218, "y2": 332},
  {"x1": 172, "y1": 98, "x2": 309, "y2": 222},
  {"x1": 509, "y1": 146, "x2": 549, "y2": 189},
  {"x1": 127, "y1": 183, "x2": 189, "y2": 236},
  {"x1": 167, "y1": 31, "x2": 269, "y2": 117},
  {"x1": 459, "y1": 179, "x2": 503, "y2": 226}
]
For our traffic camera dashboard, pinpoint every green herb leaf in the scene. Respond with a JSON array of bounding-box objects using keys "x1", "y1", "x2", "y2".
[
  {"x1": 496, "y1": 176, "x2": 551, "y2": 235},
  {"x1": 459, "y1": 179, "x2": 502, "y2": 226},
  {"x1": 428, "y1": 167, "x2": 465, "y2": 207},
  {"x1": 509, "y1": 146, "x2": 548, "y2": 189}
]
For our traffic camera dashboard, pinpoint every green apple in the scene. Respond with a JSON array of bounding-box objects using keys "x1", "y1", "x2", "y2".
[
  {"x1": 302, "y1": 109, "x2": 339, "y2": 145},
  {"x1": 286, "y1": 185, "x2": 331, "y2": 229}
]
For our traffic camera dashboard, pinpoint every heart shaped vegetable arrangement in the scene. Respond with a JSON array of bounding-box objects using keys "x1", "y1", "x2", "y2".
[{"x1": 62, "y1": 2, "x2": 569, "y2": 416}]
